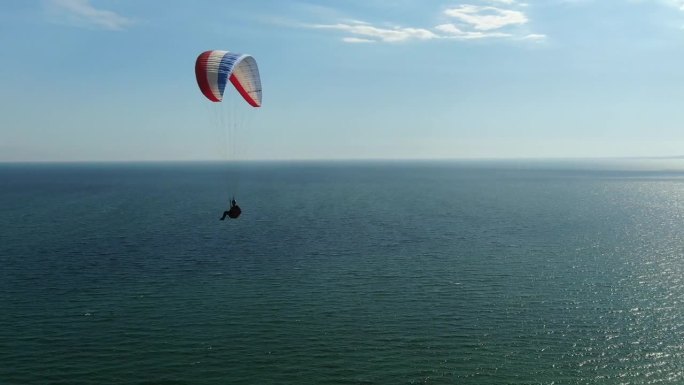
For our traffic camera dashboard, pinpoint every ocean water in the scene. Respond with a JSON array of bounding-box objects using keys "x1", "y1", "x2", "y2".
[{"x1": 1, "y1": 160, "x2": 684, "y2": 384}]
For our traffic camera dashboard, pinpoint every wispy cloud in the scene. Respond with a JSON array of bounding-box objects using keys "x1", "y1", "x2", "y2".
[
  {"x1": 302, "y1": 1, "x2": 544, "y2": 44},
  {"x1": 521, "y1": 33, "x2": 546, "y2": 40},
  {"x1": 46, "y1": 0, "x2": 133, "y2": 30},
  {"x1": 342, "y1": 37, "x2": 376, "y2": 43},
  {"x1": 311, "y1": 23, "x2": 438, "y2": 43},
  {"x1": 443, "y1": 5, "x2": 528, "y2": 31},
  {"x1": 434, "y1": 23, "x2": 512, "y2": 39}
]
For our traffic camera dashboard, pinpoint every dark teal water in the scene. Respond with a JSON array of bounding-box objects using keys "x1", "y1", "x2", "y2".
[{"x1": 2, "y1": 160, "x2": 684, "y2": 384}]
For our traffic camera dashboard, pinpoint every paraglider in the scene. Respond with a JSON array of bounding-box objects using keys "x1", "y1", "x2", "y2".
[
  {"x1": 220, "y1": 198, "x2": 242, "y2": 220},
  {"x1": 195, "y1": 50, "x2": 261, "y2": 220}
]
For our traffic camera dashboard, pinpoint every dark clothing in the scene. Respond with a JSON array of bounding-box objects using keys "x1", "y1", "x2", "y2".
[
  {"x1": 228, "y1": 205, "x2": 241, "y2": 218},
  {"x1": 219, "y1": 199, "x2": 241, "y2": 220},
  {"x1": 220, "y1": 206, "x2": 241, "y2": 220}
]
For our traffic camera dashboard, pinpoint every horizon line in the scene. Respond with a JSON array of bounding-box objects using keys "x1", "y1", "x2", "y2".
[{"x1": 2, "y1": 155, "x2": 684, "y2": 164}]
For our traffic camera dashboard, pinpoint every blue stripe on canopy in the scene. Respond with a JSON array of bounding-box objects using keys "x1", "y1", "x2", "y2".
[{"x1": 217, "y1": 52, "x2": 242, "y2": 99}]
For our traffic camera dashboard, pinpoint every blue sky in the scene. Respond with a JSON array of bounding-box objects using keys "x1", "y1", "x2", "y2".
[{"x1": 2, "y1": 0, "x2": 684, "y2": 161}]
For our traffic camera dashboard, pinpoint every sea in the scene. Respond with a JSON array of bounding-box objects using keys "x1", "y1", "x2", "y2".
[{"x1": 1, "y1": 159, "x2": 684, "y2": 385}]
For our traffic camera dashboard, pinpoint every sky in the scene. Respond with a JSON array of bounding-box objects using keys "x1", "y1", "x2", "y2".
[{"x1": 2, "y1": 0, "x2": 684, "y2": 161}]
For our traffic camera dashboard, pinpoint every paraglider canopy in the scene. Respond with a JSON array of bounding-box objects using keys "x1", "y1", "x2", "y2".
[{"x1": 195, "y1": 50, "x2": 262, "y2": 107}]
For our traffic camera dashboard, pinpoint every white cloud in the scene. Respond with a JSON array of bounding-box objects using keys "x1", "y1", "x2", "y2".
[
  {"x1": 47, "y1": 0, "x2": 133, "y2": 30},
  {"x1": 312, "y1": 22, "x2": 438, "y2": 43},
  {"x1": 342, "y1": 37, "x2": 376, "y2": 43},
  {"x1": 303, "y1": 1, "x2": 543, "y2": 44},
  {"x1": 435, "y1": 23, "x2": 512, "y2": 39},
  {"x1": 522, "y1": 33, "x2": 547, "y2": 40},
  {"x1": 443, "y1": 5, "x2": 528, "y2": 31}
]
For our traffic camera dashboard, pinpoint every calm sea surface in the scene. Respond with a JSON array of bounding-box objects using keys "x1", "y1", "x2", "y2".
[{"x1": 1, "y1": 160, "x2": 684, "y2": 384}]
